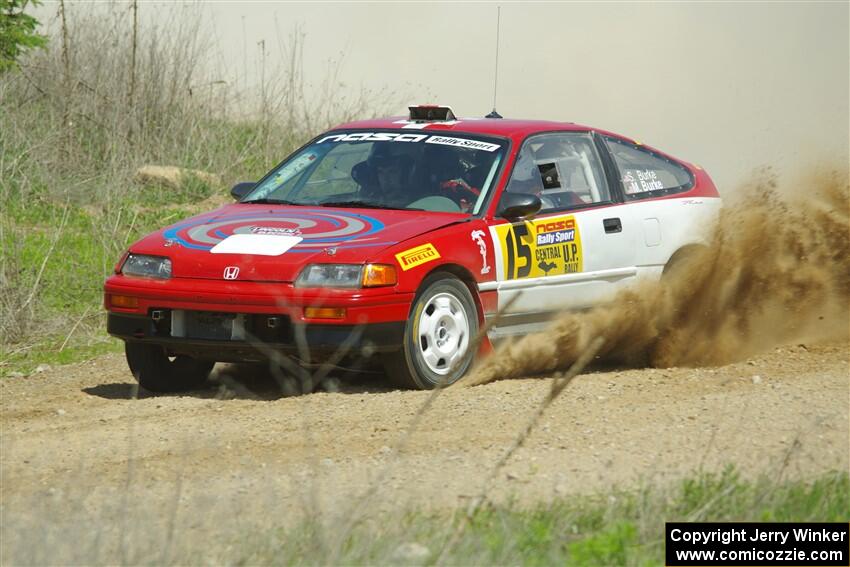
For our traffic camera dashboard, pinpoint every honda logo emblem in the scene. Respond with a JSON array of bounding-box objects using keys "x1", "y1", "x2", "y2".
[{"x1": 223, "y1": 266, "x2": 240, "y2": 280}]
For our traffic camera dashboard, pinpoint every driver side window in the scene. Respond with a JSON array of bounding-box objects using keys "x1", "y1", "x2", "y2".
[{"x1": 505, "y1": 132, "x2": 610, "y2": 213}]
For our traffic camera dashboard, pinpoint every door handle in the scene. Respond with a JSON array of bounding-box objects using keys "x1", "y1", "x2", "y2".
[{"x1": 603, "y1": 217, "x2": 622, "y2": 233}]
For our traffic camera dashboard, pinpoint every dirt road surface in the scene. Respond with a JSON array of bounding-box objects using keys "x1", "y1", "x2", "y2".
[{"x1": 1, "y1": 342, "x2": 847, "y2": 563}]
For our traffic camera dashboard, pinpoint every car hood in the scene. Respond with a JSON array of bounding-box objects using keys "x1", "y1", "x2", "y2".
[{"x1": 129, "y1": 203, "x2": 466, "y2": 282}]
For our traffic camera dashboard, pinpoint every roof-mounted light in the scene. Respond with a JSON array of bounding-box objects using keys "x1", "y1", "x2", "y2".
[{"x1": 408, "y1": 105, "x2": 456, "y2": 122}]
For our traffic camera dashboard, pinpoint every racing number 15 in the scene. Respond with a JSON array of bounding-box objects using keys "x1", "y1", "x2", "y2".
[{"x1": 504, "y1": 223, "x2": 532, "y2": 279}]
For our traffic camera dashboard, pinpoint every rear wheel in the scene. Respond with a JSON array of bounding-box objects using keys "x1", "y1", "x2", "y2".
[
  {"x1": 125, "y1": 342, "x2": 214, "y2": 393},
  {"x1": 662, "y1": 244, "x2": 708, "y2": 280},
  {"x1": 383, "y1": 274, "x2": 479, "y2": 389}
]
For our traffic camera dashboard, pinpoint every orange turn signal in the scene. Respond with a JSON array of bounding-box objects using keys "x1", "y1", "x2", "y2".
[
  {"x1": 361, "y1": 264, "x2": 397, "y2": 287},
  {"x1": 304, "y1": 307, "x2": 347, "y2": 319},
  {"x1": 110, "y1": 294, "x2": 139, "y2": 309}
]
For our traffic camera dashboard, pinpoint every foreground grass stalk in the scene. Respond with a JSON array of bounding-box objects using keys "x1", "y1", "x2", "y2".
[
  {"x1": 468, "y1": 335, "x2": 605, "y2": 516},
  {"x1": 58, "y1": 304, "x2": 93, "y2": 352},
  {"x1": 438, "y1": 336, "x2": 606, "y2": 562},
  {"x1": 223, "y1": 427, "x2": 850, "y2": 565},
  {"x1": 324, "y1": 294, "x2": 525, "y2": 564}
]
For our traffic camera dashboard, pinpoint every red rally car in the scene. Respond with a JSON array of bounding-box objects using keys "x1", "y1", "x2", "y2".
[{"x1": 104, "y1": 106, "x2": 721, "y2": 392}]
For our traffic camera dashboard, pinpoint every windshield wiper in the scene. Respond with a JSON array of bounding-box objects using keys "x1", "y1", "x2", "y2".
[
  {"x1": 241, "y1": 198, "x2": 301, "y2": 205},
  {"x1": 319, "y1": 200, "x2": 423, "y2": 211}
]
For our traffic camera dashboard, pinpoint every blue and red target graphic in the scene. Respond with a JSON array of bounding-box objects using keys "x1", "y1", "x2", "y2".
[{"x1": 162, "y1": 210, "x2": 387, "y2": 252}]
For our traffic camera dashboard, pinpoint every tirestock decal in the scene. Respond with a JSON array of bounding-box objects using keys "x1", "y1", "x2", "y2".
[
  {"x1": 395, "y1": 243, "x2": 441, "y2": 271},
  {"x1": 492, "y1": 215, "x2": 583, "y2": 280},
  {"x1": 161, "y1": 210, "x2": 386, "y2": 252}
]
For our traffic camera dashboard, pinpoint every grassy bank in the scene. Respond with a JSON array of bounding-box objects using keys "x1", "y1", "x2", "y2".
[
  {"x1": 230, "y1": 468, "x2": 848, "y2": 565},
  {"x1": 0, "y1": 187, "x2": 215, "y2": 375},
  {"x1": 0, "y1": 4, "x2": 399, "y2": 373}
]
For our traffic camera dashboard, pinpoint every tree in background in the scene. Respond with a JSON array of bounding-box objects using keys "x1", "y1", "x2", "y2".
[{"x1": 0, "y1": 0, "x2": 47, "y2": 72}]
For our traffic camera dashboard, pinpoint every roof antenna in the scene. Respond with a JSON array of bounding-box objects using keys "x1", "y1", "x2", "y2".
[{"x1": 485, "y1": 6, "x2": 503, "y2": 119}]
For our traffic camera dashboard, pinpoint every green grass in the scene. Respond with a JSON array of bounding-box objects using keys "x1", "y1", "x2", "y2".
[
  {"x1": 0, "y1": 335, "x2": 122, "y2": 378},
  {"x1": 0, "y1": 179, "x2": 221, "y2": 372},
  {"x1": 228, "y1": 468, "x2": 849, "y2": 566}
]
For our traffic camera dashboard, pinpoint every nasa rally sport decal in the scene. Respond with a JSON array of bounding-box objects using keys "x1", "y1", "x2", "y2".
[
  {"x1": 491, "y1": 215, "x2": 583, "y2": 280},
  {"x1": 161, "y1": 210, "x2": 387, "y2": 253},
  {"x1": 315, "y1": 132, "x2": 501, "y2": 152}
]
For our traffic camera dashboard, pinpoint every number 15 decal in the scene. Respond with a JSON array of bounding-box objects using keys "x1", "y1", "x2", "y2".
[
  {"x1": 504, "y1": 223, "x2": 532, "y2": 279},
  {"x1": 493, "y1": 215, "x2": 583, "y2": 281}
]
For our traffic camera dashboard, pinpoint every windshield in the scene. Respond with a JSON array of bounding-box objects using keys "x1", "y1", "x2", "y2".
[{"x1": 243, "y1": 130, "x2": 508, "y2": 214}]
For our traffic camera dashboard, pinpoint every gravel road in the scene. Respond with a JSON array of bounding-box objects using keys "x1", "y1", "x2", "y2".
[{"x1": 1, "y1": 341, "x2": 847, "y2": 563}]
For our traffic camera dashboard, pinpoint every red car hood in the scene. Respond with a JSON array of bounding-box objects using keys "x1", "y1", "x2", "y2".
[{"x1": 129, "y1": 204, "x2": 465, "y2": 282}]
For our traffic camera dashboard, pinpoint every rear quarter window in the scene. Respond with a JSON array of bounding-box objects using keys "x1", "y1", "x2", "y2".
[{"x1": 604, "y1": 137, "x2": 693, "y2": 199}]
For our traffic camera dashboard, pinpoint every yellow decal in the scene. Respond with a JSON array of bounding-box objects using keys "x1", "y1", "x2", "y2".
[
  {"x1": 494, "y1": 215, "x2": 583, "y2": 279},
  {"x1": 395, "y1": 243, "x2": 441, "y2": 271}
]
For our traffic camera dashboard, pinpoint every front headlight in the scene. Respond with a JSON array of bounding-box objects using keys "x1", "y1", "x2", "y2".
[
  {"x1": 296, "y1": 264, "x2": 362, "y2": 288},
  {"x1": 121, "y1": 254, "x2": 172, "y2": 279},
  {"x1": 295, "y1": 264, "x2": 397, "y2": 288}
]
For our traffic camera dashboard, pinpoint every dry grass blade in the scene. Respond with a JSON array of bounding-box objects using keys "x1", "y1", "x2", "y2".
[
  {"x1": 58, "y1": 304, "x2": 93, "y2": 352},
  {"x1": 17, "y1": 205, "x2": 69, "y2": 316},
  {"x1": 438, "y1": 335, "x2": 605, "y2": 562},
  {"x1": 469, "y1": 335, "x2": 605, "y2": 513},
  {"x1": 227, "y1": 312, "x2": 370, "y2": 557},
  {"x1": 324, "y1": 294, "x2": 525, "y2": 563}
]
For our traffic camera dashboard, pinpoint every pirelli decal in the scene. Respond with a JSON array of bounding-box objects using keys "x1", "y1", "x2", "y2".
[{"x1": 395, "y1": 243, "x2": 441, "y2": 271}]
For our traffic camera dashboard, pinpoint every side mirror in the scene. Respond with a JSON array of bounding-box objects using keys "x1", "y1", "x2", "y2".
[
  {"x1": 230, "y1": 182, "x2": 255, "y2": 201},
  {"x1": 497, "y1": 193, "x2": 542, "y2": 220}
]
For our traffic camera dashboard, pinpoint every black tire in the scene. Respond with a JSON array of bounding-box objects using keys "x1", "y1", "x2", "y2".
[
  {"x1": 124, "y1": 342, "x2": 214, "y2": 393},
  {"x1": 383, "y1": 274, "x2": 479, "y2": 390}
]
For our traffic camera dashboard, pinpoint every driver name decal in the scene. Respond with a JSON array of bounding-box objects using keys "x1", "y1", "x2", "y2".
[
  {"x1": 493, "y1": 215, "x2": 583, "y2": 280},
  {"x1": 622, "y1": 169, "x2": 665, "y2": 194},
  {"x1": 395, "y1": 243, "x2": 441, "y2": 271}
]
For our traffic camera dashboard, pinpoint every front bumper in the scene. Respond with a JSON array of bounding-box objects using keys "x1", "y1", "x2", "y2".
[
  {"x1": 104, "y1": 275, "x2": 412, "y2": 361},
  {"x1": 107, "y1": 311, "x2": 404, "y2": 361},
  {"x1": 104, "y1": 274, "x2": 413, "y2": 322}
]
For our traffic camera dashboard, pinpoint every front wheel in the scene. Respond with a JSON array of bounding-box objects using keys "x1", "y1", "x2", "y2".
[
  {"x1": 125, "y1": 342, "x2": 214, "y2": 393},
  {"x1": 383, "y1": 274, "x2": 479, "y2": 389}
]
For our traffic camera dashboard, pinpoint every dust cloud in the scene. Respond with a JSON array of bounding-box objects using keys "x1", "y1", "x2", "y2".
[{"x1": 464, "y1": 170, "x2": 849, "y2": 386}]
